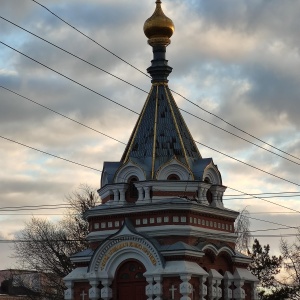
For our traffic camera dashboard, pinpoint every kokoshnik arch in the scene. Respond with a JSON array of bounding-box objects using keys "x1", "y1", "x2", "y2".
[{"x1": 64, "y1": 1, "x2": 259, "y2": 300}]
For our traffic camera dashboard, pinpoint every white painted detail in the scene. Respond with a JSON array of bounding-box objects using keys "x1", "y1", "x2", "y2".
[
  {"x1": 156, "y1": 158, "x2": 191, "y2": 180},
  {"x1": 114, "y1": 160, "x2": 146, "y2": 183}
]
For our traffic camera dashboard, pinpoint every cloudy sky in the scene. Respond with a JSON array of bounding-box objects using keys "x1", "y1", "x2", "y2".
[{"x1": 1, "y1": 0, "x2": 300, "y2": 269}]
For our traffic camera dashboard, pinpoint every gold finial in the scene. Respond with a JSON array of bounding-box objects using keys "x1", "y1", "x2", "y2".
[{"x1": 143, "y1": 0, "x2": 175, "y2": 47}]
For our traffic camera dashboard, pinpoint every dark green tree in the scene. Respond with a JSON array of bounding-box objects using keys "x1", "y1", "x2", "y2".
[{"x1": 248, "y1": 239, "x2": 291, "y2": 300}]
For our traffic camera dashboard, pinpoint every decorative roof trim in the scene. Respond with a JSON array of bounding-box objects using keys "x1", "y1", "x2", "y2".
[
  {"x1": 121, "y1": 85, "x2": 154, "y2": 163},
  {"x1": 164, "y1": 85, "x2": 190, "y2": 170},
  {"x1": 155, "y1": 156, "x2": 192, "y2": 180},
  {"x1": 165, "y1": 87, "x2": 202, "y2": 159},
  {"x1": 151, "y1": 85, "x2": 159, "y2": 179}
]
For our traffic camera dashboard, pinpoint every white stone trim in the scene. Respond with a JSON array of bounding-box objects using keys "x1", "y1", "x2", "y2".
[
  {"x1": 203, "y1": 161, "x2": 222, "y2": 185},
  {"x1": 84, "y1": 198, "x2": 238, "y2": 220},
  {"x1": 114, "y1": 160, "x2": 146, "y2": 183},
  {"x1": 202, "y1": 244, "x2": 235, "y2": 257},
  {"x1": 88, "y1": 223, "x2": 163, "y2": 277},
  {"x1": 86, "y1": 224, "x2": 237, "y2": 244},
  {"x1": 156, "y1": 158, "x2": 191, "y2": 180},
  {"x1": 64, "y1": 267, "x2": 88, "y2": 281}
]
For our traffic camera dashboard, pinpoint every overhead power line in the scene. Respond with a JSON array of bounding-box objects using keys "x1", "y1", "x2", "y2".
[
  {"x1": 0, "y1": 135, "x2": 103, "y2": 173},
  {"x1": 1, "y1": 132, "x2": 300, "y2": 218},
  {"x1": 0, "y1": 41, "x2": 139, "y2": 116},
  {"x1": 227, "y1": 187, "x2": 300, "y2": 215},
  {"x1": 0, "y1": 85, "x2": 126, "y2": 145},
  {"x1": 29, "y1": 0, "x2": 300, "y2": 164},
  {"x1": 1, "y1": 40, "x2": 300, "y2": 188},
  {"x1": 0, "y1": 16, "x2": 148, "y2": 95},
  {"x1": 224, "y1": 194, "x2": 300, "y2": 201},
  {"x1": 31, "y1": 0, "x2": 150, "y2": 79},
  {"x1": 224, "y1": 191, "x2": 300, "y2": 197},
  {"x1": 1, "y1": 16, "x2": 300, "y2": 169}
]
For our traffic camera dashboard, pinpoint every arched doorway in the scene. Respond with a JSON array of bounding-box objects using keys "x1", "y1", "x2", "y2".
[{"x1": 113, "y1": 259, "x2": 147, "y2": 300}]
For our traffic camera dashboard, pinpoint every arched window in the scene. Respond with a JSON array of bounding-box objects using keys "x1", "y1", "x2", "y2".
[
  {"x1": 206, "y1": 189, "x2": 213, "y2": 204},
  {"x1": 127, "y1": 176, "x2": 138, "y2": 201},
  {"x1": 167, "y1": 174, "x2": 180, "y2": 180},
  {"x1": 204, "y1": 177, "x2": 211, "y2": 183}
]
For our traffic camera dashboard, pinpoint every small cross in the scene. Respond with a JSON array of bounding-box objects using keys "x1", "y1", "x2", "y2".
[
  {"x1": 80, "y1": 290, "x2": 87, "y2": 300},
  {"x1": 169, "y1": 285, "x2": 177, "y2": 300}
]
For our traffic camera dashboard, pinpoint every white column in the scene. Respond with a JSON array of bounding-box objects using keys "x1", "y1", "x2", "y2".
[
  {"x1": 251, "y1": 282, "x2": 259, "y2": 300},
  {"x1": 208, "y1": 277, "x2": 217, "y2": 300},
  {"x1": 216, "y1": 278, "x2": 222, "y2": 300},
  {"x1": 113, "y1": 189, "x2": 119, "y2": 204},
  {"x1": 89, "y1": 279, "x2": 100, "y2": 300},
  {"x1": 64, "y1": 281, "x2": 73, "y2": 300},
  {"x1": 137, "y1": 186, "x2": 144, "y2": 202},
  {"x1": 145, "y1": 276, "x2": 154, "y2": 300},
  {"x1": 153, "y1": 275, "x2": 163, "y2": 300},
  {"x1": 208, "y1": 270, "x2": 223, "y2": 300},
  {"x1": 119, "y1": 187, "x2": 126, "y2": 204},
  {"x1": 144, "y1": 186, "x2": 151, "y2": 203},
  {"x1": 180, "y1": 275, "x2": 192, "y2": 300},
  {"x1": 198, "y1": 185, "x2": 210, "y2": 205},
  {"x1": 223, "y1": 271, "x2": 233, "y2": 300},
  {"x1": 233, "y1": 279, "x2": 245, "y2": 300},
  {"x1": 101, "y1": 278, "x2": 112, "y2": 300},
  {"x1": 199, "y1": 275, "x2": 207, "y2": 300},
  {"x1": 209, "y1": 186, "x2": 226, "y2": 208}
]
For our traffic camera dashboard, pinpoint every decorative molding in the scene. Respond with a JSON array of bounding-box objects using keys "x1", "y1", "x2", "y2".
[
  {"x1": 114, "y1": 160, "x2": 146, "y2": 183},
  {"x1": 156, "y1": 158, "x2": 191, "y2": 180}
]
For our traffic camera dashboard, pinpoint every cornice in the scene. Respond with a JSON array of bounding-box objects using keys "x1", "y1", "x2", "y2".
[
  {"x1": 85, "y1": 199, "x2": 238, "y2": 220},
  {"x1": 161, "y1": 250, "x2": 204, "y2": 258},
  {"x1": 86, "y1": 225, "x2": 237, "y2": 244}
]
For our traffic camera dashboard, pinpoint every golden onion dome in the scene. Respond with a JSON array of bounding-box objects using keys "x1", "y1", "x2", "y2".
[{"x1": 144, "y1": 0, "x2": 175, "y2": 46}]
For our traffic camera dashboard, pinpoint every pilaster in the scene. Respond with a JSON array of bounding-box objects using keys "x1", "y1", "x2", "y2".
[
  {"x1": 89, "y1": 279, "x2": 100, "y2": 300},
  {"x1": 199, "y1": 275, "x2": 207, "y2": 300},
  {"x1": 64, "y1": 281, "x2": 74, "y2": 300},
  {"x1": 180, "y1": 274, "x2": 192, "y2": 300},
  {"x1": 153, "y1": 275, "x2": 163, "y2": 300},
  {"x1": 146, "y1": 276, "x2": 154, "y2": 300},
  {"x1": 101, "y1": 278, "x2": 112, "y2": 300}
]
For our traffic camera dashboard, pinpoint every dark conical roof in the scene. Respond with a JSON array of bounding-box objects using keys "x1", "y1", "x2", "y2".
[
  {"x1": 121, "y1": 83, "x2": 202, "y2": 178},
  {"x1": 120, "y1": 1, "x2": 202, "y2": 179}
]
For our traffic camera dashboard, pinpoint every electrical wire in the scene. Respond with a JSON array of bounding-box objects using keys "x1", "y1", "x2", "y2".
[
  {"x1": 29, "y1": 0, "x2": 300, "y2": 164},
  {"x1": 223, "y1": 194, "x2": 300, "y2": 201},
  {"x1": 31, "y1": 0, "x2": 151, "y2": 79},
  {"x1": 1, "y1": 133, "x2": 300, "y2": 217},
  {"x1": 225, "y1": 191, "x2": 300, "y2": 197},
  {"x1": 0, "y1": 135, "x2": 103, "y2": 173},
  {"x1": 227, "y1": 186, "x2": 300, "y2": 214},
  {"x1": 1, "y1": 40, "x2": 300, "y2": 189},
  {"x1": 0, "y1": 41, "x2": 139, "y2": 116},
  {"x1": 1, "y1": 16, "x2": 300, "y2": 169},
  {"x1": 0, "y1": 85, "x2": 126, "y2": 145},
  {"x1": 0, "y1": 23, "x2": 299, "y2": 222},
  {"x1": 0, "y1": 228, "x2": 299, "y2": 244}
]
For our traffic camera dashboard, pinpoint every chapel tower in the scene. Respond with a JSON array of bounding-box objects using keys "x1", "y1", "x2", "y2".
[{"x1": 64, "y1": 2, "x2": 259, "y2": 300}]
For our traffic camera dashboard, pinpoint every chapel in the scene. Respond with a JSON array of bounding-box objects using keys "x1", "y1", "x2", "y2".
[{"x1": 64, "y1": 1, "x2": 259, "y2": 299}]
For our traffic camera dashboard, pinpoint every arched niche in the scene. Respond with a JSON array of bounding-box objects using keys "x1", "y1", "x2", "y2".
[
  {"x1": 203, "y1": 162, "x2": 222, "y2": 185},
  {"x1": 114, "y1": 160, "x2": 146, "y2": 183},
  {"x1": 156, "y1": 158, "x2": 191, "y2": 180}
]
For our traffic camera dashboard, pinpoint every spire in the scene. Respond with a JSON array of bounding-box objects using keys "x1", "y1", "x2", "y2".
[
  {"x1": 120, "y1": 1, "x2": 202, "y2": 179},
  {"x1": 143, "y1": 1, "x2": 174, "y2": 83}
]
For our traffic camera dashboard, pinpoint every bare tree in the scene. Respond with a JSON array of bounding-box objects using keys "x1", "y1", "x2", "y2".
[
  {"x1": 280, "y1": 231, "x2": 300, "y2": 299},
  {"x1": 13, "y1": 185, "x2": 100, "y2": 300},
  {"x1": 235, "y1": 207, "x2": 251, "y2": 253}
]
